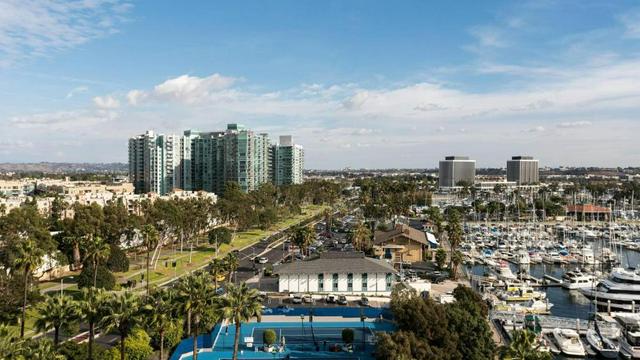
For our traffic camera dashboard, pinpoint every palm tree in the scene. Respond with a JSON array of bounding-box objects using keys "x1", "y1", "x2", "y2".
[
  {"x1": 291, "y1": 224, "x2": 314, "y2": 256},
  {"x1": 141, "y1": 225, "x2": 160, "y2": 296},
  {"x1": 176, "y1": 273, "x2": 216, "y2": 360},
  {"x1": 34, "y1": 295, "x2": 79, "y2": 346},
  {"x1": 78, "y1": 287, "x2": 107, "y2": 360},
  {"x1": 0, "y1": 323, "x2": 24, "y2": 359},
  {"x1": 219, "y1": 283, "x2": 263, "y2": 360},
  {"x1": 13, "y1": 238, "x2": 45, "y2": 338},
  {"x1": 209, "y1": 258, "x2": 226, "y2": 292},
  {"x1": 84, "y1": 235, "x2": 111, "y2": 288},
  {"x1": 146, "y1": 288, "x2": 175, "y2": 360},
  {"x1": 499, "y1": 329, "x2": 551, "y2": 360},
  {"x1": 100, "y1": 292, "x2": 143, "y2": 360},
  {"x1": 350, "y1": 222, "x2": 371, "y2": 252},
  {"x1": 224, "y1": 252, "x2": 239, "y2": 285}
]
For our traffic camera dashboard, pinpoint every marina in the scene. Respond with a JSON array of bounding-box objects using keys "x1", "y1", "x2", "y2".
[{"x1": 460, "y1": 222, "x2": 640, "y2": 359}]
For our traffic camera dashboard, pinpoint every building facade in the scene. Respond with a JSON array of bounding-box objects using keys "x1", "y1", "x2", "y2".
[
  {"x1": 506, "y1": 156, "x2": 539, "y2": 185},
  {"x1": 373, "y1": 224, "x2": 429, "y2": 266},
  {"x1": 438, "y1": 156, "x2": 476, "y2": 188},
  {"x1": 129, "y1": 124, "x2": 302, "y2": 195},
  {"x1": 275, "y1": 252, "x2": 397, "y2": 296},
  {"x1": 273, "y1": 135, "x2": 305, "y2": 186}
]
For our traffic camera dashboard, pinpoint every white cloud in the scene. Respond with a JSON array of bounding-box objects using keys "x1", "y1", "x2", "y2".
[
  {"x1": 66, "y1": 86, "x2": 88, "y2": 99},
  {"x1": 0, "y1": 0, "x2": 132, "y2": 66},
  {"x1": 523, "y1": 126, "x2": 545, "y2": 133},
  {"x1": 469, "y1": 26, "x2": 508, "y2": 48},
  {"x1": 9, "y1": 109, "x2": 117, "y2": 129},
  {"x1": 93, "y1": 95, "x2": 120, "y2": 109},
  {"x1": 620, "y1": 8, "x2": 640, "y2": 38},
  {"x1": 153, "y1": 73, "x2": 237, "y2": 103},
  {"x1": 556, "y1": 121, "x2": 592, "y2": 128},
  {"x1": 126, "y1": 89, "x2": 147, "y2": 105}
]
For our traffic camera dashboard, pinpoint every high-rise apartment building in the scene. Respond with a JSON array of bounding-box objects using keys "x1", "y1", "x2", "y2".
[
  {"x1": 273, "y1": 135, "x2": 304, "y2": 186},
  {"x1": 129, "y1": 124, "x2": 298, "y2": 195},
  {"x1": 438, "y1": 156, "x2": 476, "y2": 188},
  {"x1": 507, "y1": 156, "x2": 539, "y2": 185}
]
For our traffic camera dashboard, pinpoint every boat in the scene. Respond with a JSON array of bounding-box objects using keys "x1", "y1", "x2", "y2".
[
  {"x1": 562, "y1": 270, "x2": 596, "y2": 290},
  {"x1": 552, "y1": 328, "x2": 586, "y2": 357},
  {"x1": 586, "y1": 325, "x2": 619, "y2": 359},
  {"x1": 618, "y1": 314, "x2": 640, "y2": 359},
  {"x1": 497, "y1": 261, "x2": 517, "y2": 280},
  {"x1": 580, "y1": 268, "x2": 640, "y2": 312},
  {"x1": 499, "y1": 285, "x2": 546, "y2": 302},
  {"x1": 514, "y1": 251, "x2": 530, "y2": 266}
]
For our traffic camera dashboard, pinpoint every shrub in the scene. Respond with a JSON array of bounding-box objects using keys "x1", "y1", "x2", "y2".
[
  {"x1": 342, "y1": 328, "x2": 354, "y2": 344},
  {"x1": 77, "y1": 264, "x2": 116, "y2": 290},
  {"x1": 106, "y1": 245, "x2": 130, "y2": 272},
  {"x1": 107, "y1": 328, "x2": 153, "y2": 360},
  {"x1": 263, "y1": 329, "x2": 277, "y2": 346}
]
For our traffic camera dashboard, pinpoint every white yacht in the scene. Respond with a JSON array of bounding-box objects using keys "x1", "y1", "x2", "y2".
[
  {"x1": 618, "y1": 314, "x2": 640, "y2": 359},
  {"x1": 562, "y1": 270, "x2": 596, "y2": 290},
  {"x1": 515, "y1": 251, "x2": 530, "y2": 266},
  {"x1": 580, "y1": 268, "x2": 640, "y2": 312},
  {"x1": 552, "y1": 328, "x2": 586, "y2": 357},
  {"x1": 497, "y1": 261, "x2": 517, "y2": 280}
]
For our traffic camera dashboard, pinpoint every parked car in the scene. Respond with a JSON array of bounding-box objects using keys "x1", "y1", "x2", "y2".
[
  {"x1": 255, "y1": 256, "x2": 268, "y2": 264},
  {"x1": 326, "y1": 294, "x2": 337, "y2": 303},
  {"x1": 337, "y1": 295, "x2": 348, "y2": 305},
  {"x1": 302, "y1": 294, "x2": 314, "y2": 303},
  {"x1": 291, "y1": 294, "x2": 303, "y2": 304},
  {"x1": 360, "y1": 297, "x2": 370, "y2": 307}
]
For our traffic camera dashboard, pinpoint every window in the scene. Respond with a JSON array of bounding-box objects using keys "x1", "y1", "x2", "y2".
[
  {"x1": 362, "y1": 273, "x2": 368, "y2": 291},
  {"x1": 347, "y1": 273, "x2": 353, "y2": 292},
  {"x1": 386, "y1": 273, "x2": 393, "y2": 291},
  {"x1": 318, "y1": 274, "x2": 324, "y2": 291},
  {"x1": 332, "y1": 273, "x2": 339, "y2": 291}
]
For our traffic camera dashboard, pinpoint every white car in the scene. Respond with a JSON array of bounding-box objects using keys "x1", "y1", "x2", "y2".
[
  {"x1": 256, "y1": 256, "x2": 268, "y2": 264},
  {"x1": 291, "y1": 294, "x2": 303, "y2": 304}
]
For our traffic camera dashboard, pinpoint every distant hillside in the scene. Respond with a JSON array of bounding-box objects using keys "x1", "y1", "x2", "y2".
[{"x1": 0, "y1": 162, "x2": 128, "y2": 174}]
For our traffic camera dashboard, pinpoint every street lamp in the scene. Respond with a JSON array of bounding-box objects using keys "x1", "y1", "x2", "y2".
[{"x1": 300, "y1": 314, "x2": 305, "y2": 351}]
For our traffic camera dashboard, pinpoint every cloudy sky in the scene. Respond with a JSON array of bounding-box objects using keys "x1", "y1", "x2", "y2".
[{"x1": 1, "y1": 0, "x2": 640, "y2": 169}]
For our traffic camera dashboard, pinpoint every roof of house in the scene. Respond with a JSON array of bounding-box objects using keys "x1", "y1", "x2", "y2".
[
  {"x1": 566, "y1": 204, "x2": 611, "y2": 213},
  {"x1": 373, "y1": 224, "x2": 429, "y2": 246},
  {"x1": 274, "y1": 251, "x2": 396, "y2": 275}
]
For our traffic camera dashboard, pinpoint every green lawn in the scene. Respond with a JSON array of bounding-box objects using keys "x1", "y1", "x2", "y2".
[{"x1": 119, "y1": 204, "x2": 327, "y2": 289}]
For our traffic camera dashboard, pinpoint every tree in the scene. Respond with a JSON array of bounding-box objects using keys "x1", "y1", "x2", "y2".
[
  {"x1": 207, "y1": 227, "x2": 232, "y2": 250},
  {"x1": 141, "y1": 225, "x2": 160, "y2": 296},
  {"x1": 499, "y1": 329, "x2": 551, "y2": 360},
  {"x1": 84, "y1": 236, "x2": 111, "y2": 288},
  {"x1": 218, "y1": 283, "x2": 263, "y2": 360},
  {"x1": 445, "y1": 210, "x2": 463, "y2": 279},
  {"x1": 106, "y1": 245, "x2": 130, "y2": 272},
  {"x1": 100, "y1": 292, "x2": 144, "y2": 360},
  {"x1": 224, "y1": 252, "x2": 239, "y2": 285},
  {"x1": 350, "y1": 222, "x2": 372, "y2": 252},
  {"x1": 35, "y1": 295, "x2": 79, "y2": 346},
  {"x1": 146, "y1": 288, "x2": 176, "y2": 360},
  {"x1": 291, "y1": 224, "x2": 315, "y2": 256},
  {"x1": 20, "y1": 338, "x2": 65, "y2": 360},
  {"x1": 107, "y1": 328, "x2": 153, "y2": 360},
  {"x1": 450, "y1": 250, "x2": 464, "y2": 280},
  {"x1": 263, "y1": 329, "x2": 277, "y2": 347},
  {"x1": 78, "y1": 287, "x2": 107, "y2": 360},
  {"x1": 435, "y1": 248, "x2": 447, "y2": 270},
  {"x1": 176, "y1": 273, "x2": 217, "y2": 360},
  {"x1": 209, "y1": 258, "x2": 226, "y2": 292},
  {"x1": 0, "y1": 323, "x2": 24, "y2": 359},
  {"x1": 342, "y1": 328, "x2": 354, "y2": 344},
  {"x1": 13, "y1": 238, "x2": 45, "y2": 338},
  {"x1": 78, "y1": 264, "x2": 116, "y2": 290}
]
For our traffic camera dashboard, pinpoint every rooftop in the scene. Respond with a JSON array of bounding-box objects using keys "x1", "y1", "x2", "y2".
[
  {"x1": 274, "y1": 252, "x2": 396, "y2": 275},
  {"x1": 373, "y1": 224, "x2": 429, "y2": 246}
]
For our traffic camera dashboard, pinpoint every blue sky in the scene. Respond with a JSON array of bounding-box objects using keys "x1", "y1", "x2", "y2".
[{"x1": 1, "y1": 0, "x2": 640, "y2": 168}]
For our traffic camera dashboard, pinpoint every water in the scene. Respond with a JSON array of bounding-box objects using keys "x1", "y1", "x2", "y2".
[{"x1": 470, "y1": 246, "x2": 640, "y2": 320}]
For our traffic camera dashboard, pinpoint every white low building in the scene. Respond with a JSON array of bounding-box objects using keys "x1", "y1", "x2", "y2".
[{"x1": 274, "y1": 252, "x2": 397, "y2": 296}]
